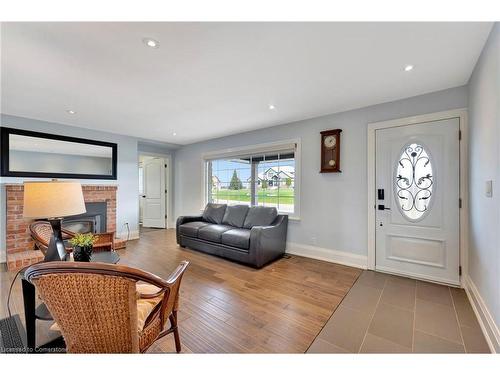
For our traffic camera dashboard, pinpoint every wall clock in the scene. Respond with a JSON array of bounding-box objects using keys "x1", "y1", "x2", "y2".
[{"x1": 320, "y1": 129, "x2": 342, "y2": 173}]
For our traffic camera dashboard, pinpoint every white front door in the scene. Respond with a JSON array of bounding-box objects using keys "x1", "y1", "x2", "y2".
[
  {"x1": 375, "y1": 118, "x2": 460, "y2": 285},
  {"x1": 142, "y1": 158, "x2": 166, "y2": 228}
]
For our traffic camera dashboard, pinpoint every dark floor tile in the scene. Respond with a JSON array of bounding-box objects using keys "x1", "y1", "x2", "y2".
[
  {"x1": 413, "y1": 330, "x2": 465, "y2": 353},
  {"x1": 341, "y1": 282, "x2": 382, "y2": 315},
  {"x1": 461, "y1": 325, "x2": 491, "y2": 353},
  {"x1": 368, "y1": 303, "x2": 414, "y2": 349},
  {"x1": 380, "y1": 282, "x2": 416, "y2": 311},
  {"x1": 356, "y1": 271, "x2": 388, "y2": 290},
  {"x1": 415, "y1": 298, "x2": 462, "y2": 343},
  {"x1": 385, "y1": 274, "x2": 416, "y2": 288},
  {"x1": 318, "y1": 305, "x2": 372, "y2": 353},
  {"x1": 360, "y1": 333, "x2": 410, "y2": 353},
  {"x1": 416, "y1": 280, "x2": 453, "y2": 306},
  {"x1": 307, "y1": 338, "x2": 348, "y2": 353},
  {"x1": 450, "y1": 288, "x2": 480, "y2": 328}
]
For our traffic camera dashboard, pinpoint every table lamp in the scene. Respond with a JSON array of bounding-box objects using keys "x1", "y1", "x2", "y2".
[{"x1": 23, "y1": 180, "x2": 86, "y2": 261}]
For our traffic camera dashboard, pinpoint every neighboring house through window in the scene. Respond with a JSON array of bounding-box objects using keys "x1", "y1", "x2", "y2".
[{"x1": 203, "y1": 140, "x2": 300, "y2": 217}]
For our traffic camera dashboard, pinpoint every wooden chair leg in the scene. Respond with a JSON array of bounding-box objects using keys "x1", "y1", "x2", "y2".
[{"x1": 169, "y1": 311, "x2": 181, "y2": 353}]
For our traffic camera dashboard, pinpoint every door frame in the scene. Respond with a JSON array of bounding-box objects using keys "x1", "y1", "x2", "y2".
[
  {"x1": 137, "y1": 152, "x2": 173, "y2": 230},
  {"x1": 367, "y1": 108, "x2": 468, "y2": 286}
]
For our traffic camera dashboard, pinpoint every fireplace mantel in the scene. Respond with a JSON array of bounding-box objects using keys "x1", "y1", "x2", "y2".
[{"x1": 4, "y1": 184, "x2": 117, "y2": 270}]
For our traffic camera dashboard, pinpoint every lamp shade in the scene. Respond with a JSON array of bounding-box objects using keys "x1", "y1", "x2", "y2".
[{"x1": 23, "y1": 181, "x2": 86, "y2": 219}]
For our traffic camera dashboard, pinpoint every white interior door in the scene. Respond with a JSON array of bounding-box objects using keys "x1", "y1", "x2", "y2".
[
  {"x1": 142, "y1": 158, "x2": 166, "y2": 228},
  {"x1": 139, "y1": 164, "x2": 144, "y2": 223},
  {"x1": 375, "y1": 118, "x2": 460, "y2": 285}
]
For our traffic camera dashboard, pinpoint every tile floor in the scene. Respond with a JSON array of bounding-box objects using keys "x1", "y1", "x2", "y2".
[{"x1": 307, "y1": 270, "x2": 491, "y2": 353}]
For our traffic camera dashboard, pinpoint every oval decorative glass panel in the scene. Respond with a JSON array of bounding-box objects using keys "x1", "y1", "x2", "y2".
[{"x1": 394, "y1": 143, "x2": 434, "y2": 221}]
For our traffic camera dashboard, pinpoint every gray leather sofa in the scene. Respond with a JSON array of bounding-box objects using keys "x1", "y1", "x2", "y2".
[{"x1": 176, "y1": 203, "x2": 288, "y2": 268}]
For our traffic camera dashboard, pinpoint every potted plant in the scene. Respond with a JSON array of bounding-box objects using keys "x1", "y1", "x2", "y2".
[{"x1": 69, "y1": 233, "x2": 99, "y2": 262}]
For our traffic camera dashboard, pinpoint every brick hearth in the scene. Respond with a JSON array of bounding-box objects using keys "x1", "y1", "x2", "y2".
[{"x1": 5, "y1": 184, "x2": 117, "y2": 270}]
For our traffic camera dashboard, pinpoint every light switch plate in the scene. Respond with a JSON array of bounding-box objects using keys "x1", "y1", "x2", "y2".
[{"x1": 485, "y1": 180, "x2": 493, "y2": 198}]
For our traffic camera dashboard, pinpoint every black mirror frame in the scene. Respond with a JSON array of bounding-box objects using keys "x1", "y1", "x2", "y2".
[{"x1": 0, "y1": 127, "x2": 118, "y2": 180}]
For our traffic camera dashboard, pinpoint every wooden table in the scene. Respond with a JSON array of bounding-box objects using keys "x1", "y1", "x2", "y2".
[{"x1": 21, "y1": 251, "x2": 120, "y2": 352}]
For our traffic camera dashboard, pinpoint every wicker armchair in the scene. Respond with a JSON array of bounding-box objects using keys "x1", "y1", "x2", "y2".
[
  {"x1": 29, "y1": 221, "x2": 116, "y2": 254},
  {"x1": 24, "y1": 260, "x2": 189, "y2": 353},
  {"x1": 29, "y1": 221, "x2": 74, "y2": 255}
]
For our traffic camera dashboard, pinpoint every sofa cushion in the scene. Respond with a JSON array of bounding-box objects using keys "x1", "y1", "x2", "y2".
[
  {"x1": 221, "y1": 228, "x2": 251, "y2": 250},
  {"x1": 178, "y1": 221, "x2": 209, "y2": 238},
  {"x1": 243, "y1": 206, "x2": 278, "y2": 229},
  {"x1": 198, "y1": 224, "x2": 233, "y2": 243},
  {"x1": 202, "y1": 203, "x2": 227, "y2": 224},
  {"x1": 222, "y1": 205, "x2": 249, "y2": 228}
]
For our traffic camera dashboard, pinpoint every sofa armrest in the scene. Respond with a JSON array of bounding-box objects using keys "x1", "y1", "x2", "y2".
[
  {"x1": 249, "y1": 215, "x2": 288, "y2": 268},
  {"x1": 176, "y1": 215, "x2": 204, "y2": 244},
  {"x1": 176, "y1": 215, "x2": 204, "y2": 226}
]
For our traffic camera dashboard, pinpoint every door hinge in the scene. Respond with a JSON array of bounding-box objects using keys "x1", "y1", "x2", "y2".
[
  {"x1": 459, "y1": 130, "x2": 462, "y2": 140},
  {"x1": 459, "y1": 198, "x2": 462, "y2": 208},
  {"x1": 459, "y1": 266, "x2": 462, "y2": 276}
]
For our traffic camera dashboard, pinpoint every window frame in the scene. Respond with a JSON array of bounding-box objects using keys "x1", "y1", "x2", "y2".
[{"x1": 201, "y1": 139, "x2": 301, "y2": 219}]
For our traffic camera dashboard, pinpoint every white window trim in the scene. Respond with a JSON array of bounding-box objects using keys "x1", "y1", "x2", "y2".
[{"x1": 200, "y1": 138, "x2": 301, "y2": 220}]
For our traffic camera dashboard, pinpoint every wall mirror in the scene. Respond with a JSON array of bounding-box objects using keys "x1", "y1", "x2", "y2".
[{"x1": 1, "y1": 127, "x2": 117, "y2": 179}]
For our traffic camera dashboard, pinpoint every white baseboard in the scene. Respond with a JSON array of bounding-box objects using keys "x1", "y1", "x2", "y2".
[
  {"x1": 464, "y1": 274, "x2": 499, "y2": 353},
  {"x1": 130, "y1": 230, "x2": 140, "y2": 240},
  {"x1": 286, "y1": 242, "x2": 367, "y2": 269},
  {"x1": 118, "y1": 230, "x2": 140, "y2": 241}
]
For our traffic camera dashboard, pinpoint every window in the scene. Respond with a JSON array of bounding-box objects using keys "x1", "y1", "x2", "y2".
[
  {"x1": 394, "y1": 142, "x2": 434, "y2": 221},
  {"x1": 204, "y1": 141, "x2": 299, "y2": 217}
]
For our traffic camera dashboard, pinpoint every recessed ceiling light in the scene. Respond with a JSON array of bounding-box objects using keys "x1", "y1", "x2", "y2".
[
  {"x1": 269, "y1": 104, "x2": 276, "y2": 110},
  {"x1": 404, "y1": 65, "x2": 414, "y2": 72},
  {"x1": 66, "y1": 110, "x2": 76, "y2": 115},
  {"x1": 172, "y1": 132, "x2": 177, "y2": 136},
  {"x1": 142, "y1": 37, "x2": 160, "y2": 49}
]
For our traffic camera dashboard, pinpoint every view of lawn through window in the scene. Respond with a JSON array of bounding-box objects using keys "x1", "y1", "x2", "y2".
[{"x1": 207, "y1": 150, "x2": 295, "y2": 213}]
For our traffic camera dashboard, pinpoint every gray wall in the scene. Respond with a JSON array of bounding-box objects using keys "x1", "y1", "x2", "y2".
[
  {"x1": 0, "y1": 114, "x2": 176, "y2": 262},
  {"x1": 173, "y1": 86, "x2": 468, "y2": 257},
  {"x1": 138, "y1": 140, "x2": 180, "y2": 155},
  {"x1": 467, "y1": 23, "x2": 500, "y2": 349}
]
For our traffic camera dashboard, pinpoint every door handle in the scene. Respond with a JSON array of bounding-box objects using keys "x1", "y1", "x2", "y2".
[
  {"x1": 378, "y1": 204, "x2": 391, "y2": 211},
  {"x1": 142, "y1": 195, "x2": 146, "y2": 198}
]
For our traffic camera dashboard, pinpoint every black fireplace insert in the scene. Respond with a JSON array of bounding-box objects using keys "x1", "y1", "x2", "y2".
[{"x1": 62, "y1": 202, "x2": 107, "y2": 234}]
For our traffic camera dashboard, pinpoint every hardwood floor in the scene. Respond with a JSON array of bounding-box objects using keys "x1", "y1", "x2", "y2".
[{"x1": 0, "y1": 229, "x2": 361, "y2": 353}]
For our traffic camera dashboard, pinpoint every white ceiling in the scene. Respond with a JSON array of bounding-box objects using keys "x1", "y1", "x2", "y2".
[{"x1": 0, "y1": 22, "x2": 493, "y2": 145}]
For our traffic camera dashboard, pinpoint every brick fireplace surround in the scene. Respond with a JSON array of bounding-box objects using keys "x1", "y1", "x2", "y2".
[{"x1": 5, "y1": 184, "x2": 117, "y2": 270}]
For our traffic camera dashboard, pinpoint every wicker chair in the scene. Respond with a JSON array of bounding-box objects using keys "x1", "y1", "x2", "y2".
[
  {"x1": 24, "y1": 260, "x2": 189, "y2": 353},
  {"x1": 29, "y1": 221, "x2": 116, "y2": 254}
]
